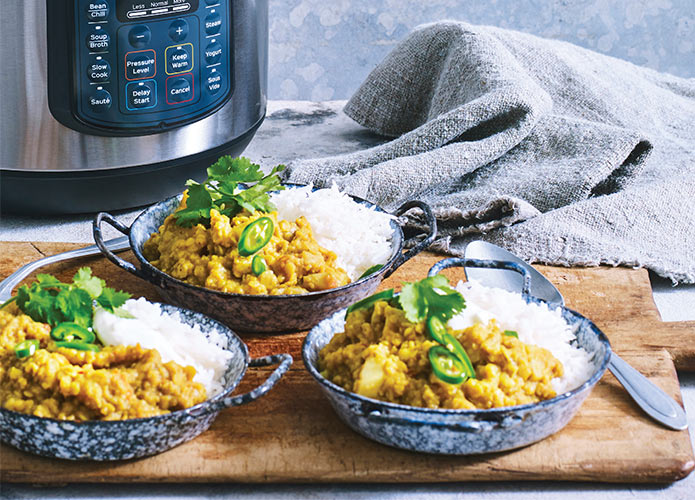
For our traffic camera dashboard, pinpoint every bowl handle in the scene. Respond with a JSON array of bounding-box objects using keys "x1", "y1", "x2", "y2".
[
  {"x1": 427, "y1": 257, "x2": 531, "y2": 299},
  {"x1": 384, "y1": 200, "x2": 437, "y2": 278},
  {"x1": 366, "y1": 410, "x2": 523, "y2": 432},
  {"x1": 93, "y1": 212, "x2": 150, "y2": 281},
  {"x1": 192, "y1": 354, "x2": 293, "y2": 417}
]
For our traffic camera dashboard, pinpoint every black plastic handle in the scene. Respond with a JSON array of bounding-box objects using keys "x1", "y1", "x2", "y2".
[
  {"x1": 194, "y1": 354, "x2": 293, "y2": 417},
  {"x1": 384, "y1": 200, "x2": 437, "y2": 278},
  {"x1": 92, "y1": 212, "x2": 149, "y2": 281},
  {"x1": 427, "y1": 257, "x2": 532, "y2": 299}
]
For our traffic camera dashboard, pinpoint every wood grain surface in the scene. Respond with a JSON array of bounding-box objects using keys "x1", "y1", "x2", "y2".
[{"x1": 0, "y1": 242, "x2": 693, "y2": 483}]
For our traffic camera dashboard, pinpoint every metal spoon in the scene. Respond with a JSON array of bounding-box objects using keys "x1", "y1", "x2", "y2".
[
  {"x1": 0, "y1": 237, "x2": 130, "y2": 303},
  {"x1": 464, "y1": 240, "x2": 688, "y2": 431}
]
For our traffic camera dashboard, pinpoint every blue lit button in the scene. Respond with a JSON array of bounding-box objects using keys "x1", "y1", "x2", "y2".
[
  {"x1": 204, "y1": 12, "x2": 222, "y2": 35},
  {"x1": 86, "y1": 56, "x2": 111, "y2": 82},
  {"x1": 86, "y1": 1, "x2": 109, "y2": 21},
  {"x1": 165, "y1": 43, "x2": 194, "y2": 74},
  {"x1": 166, "y1": 74, "x2": 194, "y2": 104},
  {"x1": 204, "y1": 68, "x2": 222, "y2": 95},
  {"x1": 128, "y1": 25, "x2": 151, "y2": 48},
  {"x1": 87, "y1": 87, "x2": 112, "y2": 113},
  {"x1": 125, "y1": 49, "x2": 156, "y2": 80},
  {"x1": 126, "y1": 80, "x2": 157, "y2": 110},
  {"x1": 204, "y1": 41, "x2": 222, "y2": 64},
  {"x1": 86, "y1": 26, "x2": 110, "y2": 52},
  {"x1": 169, "y1": 19, "x2": 189, "y2": 42}
]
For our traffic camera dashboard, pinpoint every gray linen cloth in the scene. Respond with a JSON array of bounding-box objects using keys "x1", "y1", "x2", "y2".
[{"x1": 283, "y1": 22, "x2": 695, "y2": 283}]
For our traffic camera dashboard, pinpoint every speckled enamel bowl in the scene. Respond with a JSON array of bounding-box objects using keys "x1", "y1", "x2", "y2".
[
  {"x1": 301, "y1": 258, "x2": 611, "y2": 455},
  {"x1": 93, "y1": 184, "x2": 436, "y2": 333},
  {"x1": 0, "y1": 304, "x2": 292, "y2": 461}
]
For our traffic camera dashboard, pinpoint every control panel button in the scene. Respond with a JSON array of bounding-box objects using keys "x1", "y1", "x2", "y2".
[
  {"x1": 128, "y1": 25, "x2": 151, "y2": 48},
  {"x1": 87, "y1": 87, "x2": 112, "y2": 112},
  {"x1": 86, "y1": 2, "x2": 109, "y2": 21},
  {"x1": 86, "y1": 26, "x2": 110, "y2": 52},
  {"x1": 204, "y1": 12, "x2": 222, "y2": 35},
  {"x1": 126, "y1": 80, "x2": 157, "y2": 110},
  {"x1": 204, "y1": 41, "x2": 222, "y2": 64},
  {"x1": 125, "y1": 49, "x2": 156, "y2": 80},
  {"x1": 87, "y1": 56, "x2": 111, "y2": 82},
  {"x1": 204, "y1": 68, "x2": 222, "y2": 95},
  {"x1": 169, "y1": 19, "x2": 189, "y2": 42},
  {"x1": 165, "y1": 43, "x2": 194, "y2": 74},
  {"x1": 166, "y1": 74, "x2": 194, "y2": 104},
  {"x1": 205, "y1": 0, "x2": 219, "y2": 5}
]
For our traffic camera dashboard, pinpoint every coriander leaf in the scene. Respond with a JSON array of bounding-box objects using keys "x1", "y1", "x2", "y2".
[
  {"x1": 398, "y1": 276, "x2": 465, "y2": 323},
  {"x1": 173, "y1": 156, "x2": 286, "y2": 228},
  {"x1": 174, "y1": 182, "x2": 214, "y2": 227},
  {"x1": 16, "y1": 283, "x2": 62, "y2": 325},
  {"x1": 73, "y1": 267, "x2": 104, "y2": 299},
  {"x1": 96, "y1": 287, "x2": 131, "y2": 312},
  {"x1": 36, "y1": 274, "x2": 62, "y2": 287},
  {"x1": 55, "y1": 288, "x2": 93, "y2": 328},
  {"x1": 208, "y1": 156, "x2": 264, "y2": 183}
]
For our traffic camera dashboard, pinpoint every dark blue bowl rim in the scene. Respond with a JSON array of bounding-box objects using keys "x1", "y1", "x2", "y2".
[
  {"x1": 0, "y1": 303, "x2": 249, "y2": 427},
  {"x1": 302, "y1": 298, "x2": 612, "y2": 418},
  {"x1": 127, "y1": 183, "x2": 405, "y2": 301}
]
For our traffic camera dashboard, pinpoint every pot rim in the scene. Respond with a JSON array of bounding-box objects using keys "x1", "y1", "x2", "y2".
[
  {"x1": 127, "y1": 183, "x2": 406, "y2": 301},
  {"x1": 0, "y1": 302, "x2": 249, "y2": 427},
  {"x1": 302, "y1": 301, "x2": 612, "y2": 418}
]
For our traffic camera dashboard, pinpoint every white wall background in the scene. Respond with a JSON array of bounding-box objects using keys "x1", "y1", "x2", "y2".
[{"x1": 267, "y1": 0, "x2": 695, "y2": 100}]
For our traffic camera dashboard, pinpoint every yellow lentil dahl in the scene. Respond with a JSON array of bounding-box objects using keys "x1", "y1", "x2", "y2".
[
  {"x1": 0, "y1": 306, "x2": 206, "y2": 421},
  {"x1": 318, "y1": 300, "x2": 563, "y2": 409},
  {"x1": 143, "y1": 200, "x2": 350, "y2": 295}
]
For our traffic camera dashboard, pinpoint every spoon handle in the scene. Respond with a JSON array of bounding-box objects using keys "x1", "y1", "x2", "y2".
[
  {"x1": 0, "y1": 237, "x2": 130, "y2": 303},
  {"x1": 608, "y1": 352, "x2": 688, "y2": 430}
]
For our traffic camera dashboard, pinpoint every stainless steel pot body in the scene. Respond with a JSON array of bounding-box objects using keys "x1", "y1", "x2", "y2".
[
  {"x1": 0, "y1": 0, "x2": 268, "y2": 213},
  {"x1": 0, "y1": 304, "x2": 292, "y2": 461},
  {"x1": 301, "y1": 259, "x2": 612, "y2": 455}
]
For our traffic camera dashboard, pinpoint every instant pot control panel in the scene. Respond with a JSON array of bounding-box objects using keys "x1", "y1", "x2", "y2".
[{"x1": 47, "y1": 0, "x2": 234, "y2": 135}]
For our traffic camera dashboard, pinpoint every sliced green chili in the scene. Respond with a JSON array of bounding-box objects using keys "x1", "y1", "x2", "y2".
[
  {"x1": 54, "y1": 341, "x2": 100, "y2": 352},
  {"x1": 428, "y1": 346, "x2": 467, "y2": 384},
  {"x1": 440, "y1": 332, "x2": 476, "y2": 379},
  {"x1": 357, "y1": 264, "x2": 384, "y2": 280},
  {"x1": 15, "y1": 339, "x2": 39, "y2": 359},
  {"x1": 503, "y1": 330, "x2": 518, "y2": 338},
  {"x1": 426, "y1": 316, "x2": 448, "y2": 344},
  {"x1": 238, "y1": 217, "x2": 274, "y2": 256},
  {"x1": 50, "y1": 322, "x2": 95, "y2": 343},
  {"x1": 252, "y1": 254, "x2": 268, "y2": 275},
  {"x1": 346, "y1": 289, "x2": 394, "y2": 316}
]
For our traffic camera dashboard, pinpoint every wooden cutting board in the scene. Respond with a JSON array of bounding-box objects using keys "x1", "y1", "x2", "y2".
[{"x1": 0, "y1": 242, "x2": 693, "y2": 484}]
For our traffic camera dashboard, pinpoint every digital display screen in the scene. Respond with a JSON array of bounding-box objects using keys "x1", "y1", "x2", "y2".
[{"x1": 116, "y1": 0, "x2": 200, "y2": 22}]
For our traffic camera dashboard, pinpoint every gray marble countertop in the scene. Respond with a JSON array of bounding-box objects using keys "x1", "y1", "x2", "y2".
[{"x1": 1, "y1": 100, "x2": 693, "y2": 499}]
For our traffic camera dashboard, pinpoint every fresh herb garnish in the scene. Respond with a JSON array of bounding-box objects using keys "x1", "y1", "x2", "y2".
[
  {"x1": 173, "y1": 156, "x2": 286, "y2": 227},
  {"x1": 0, "y1": 268, "x2": 130, "y2": 328},
  {"x1": 398, "y1": 275, "x2": 466, "y2": 323}
]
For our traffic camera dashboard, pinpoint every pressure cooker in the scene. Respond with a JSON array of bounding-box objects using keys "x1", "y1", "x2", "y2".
[{"x1": 0, "y1": 0, "x2": 267, "y2": 214}]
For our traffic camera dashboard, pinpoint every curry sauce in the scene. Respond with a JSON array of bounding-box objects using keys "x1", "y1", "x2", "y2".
[
  {"x1": 0, "y1": 306, "x2": 206, "y2": 421},
  {"x1": 143, "y1": 204, "x2": 351, "y2": 295},
  {"x1": 319, "y1": 300, "x2": 563, "y2": 409}
]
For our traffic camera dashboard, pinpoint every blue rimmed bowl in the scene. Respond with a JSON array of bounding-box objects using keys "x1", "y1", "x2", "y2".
[
  {"x1": 93, "y1": 184, "x2": 436, "y2": 333},
  {"x1": 0, "y1": 304, "x2": 292, "y2": 461},
  {"x1": 301, "y1": 258, "x2": 611, "y2": 455}
]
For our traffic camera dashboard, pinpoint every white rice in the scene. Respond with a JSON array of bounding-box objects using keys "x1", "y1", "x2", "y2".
[
  {"x1": 93, "y1": 298, "x2": 232, "y2": 397},
  {"x1": 447, "y1": 280, "x2": 594, "y2": 394},
  {"x1": 271, "y1": 183, "x2": 394, "y2": 280}
]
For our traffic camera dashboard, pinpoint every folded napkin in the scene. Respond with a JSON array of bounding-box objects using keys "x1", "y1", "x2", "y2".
[{"x1": 283, "y1": 21, "x2": 695, "y2": 283}]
